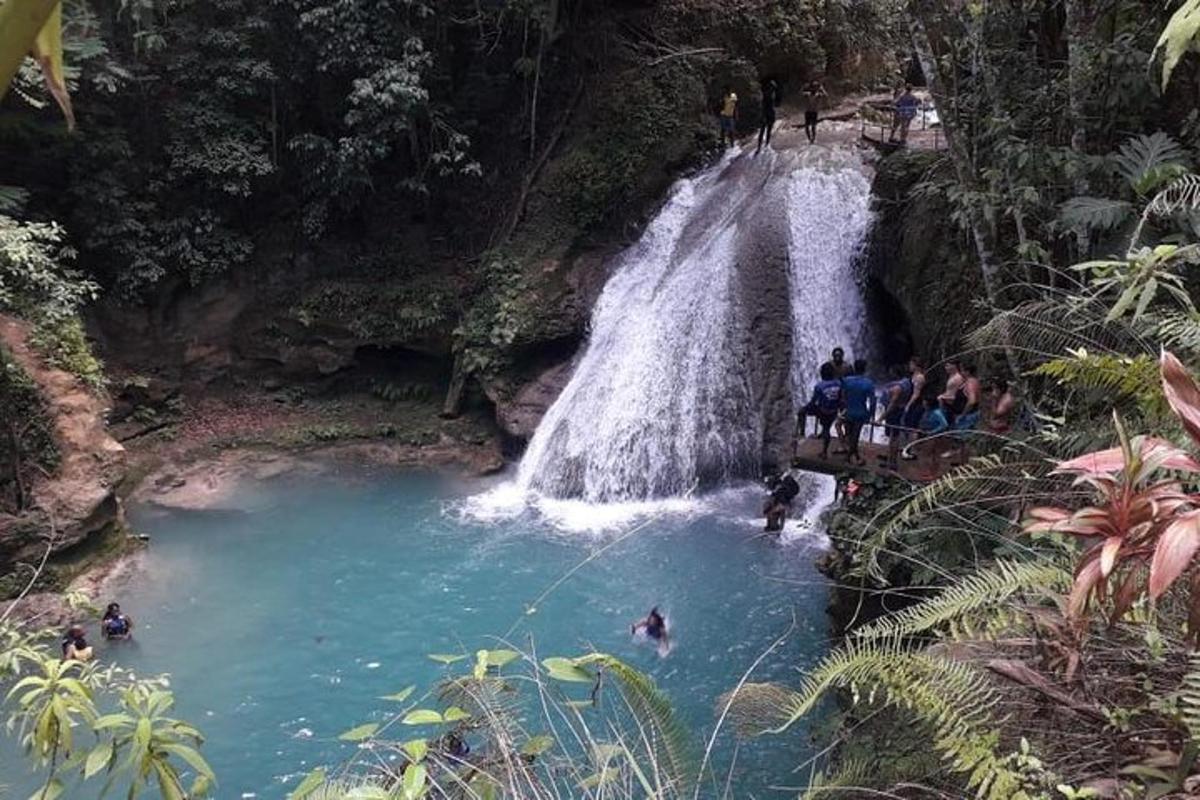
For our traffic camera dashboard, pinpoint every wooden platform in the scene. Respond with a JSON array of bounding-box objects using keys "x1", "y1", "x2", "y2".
[{"x1": 791, "y1": 436, "x2": 949, "y2": 482}]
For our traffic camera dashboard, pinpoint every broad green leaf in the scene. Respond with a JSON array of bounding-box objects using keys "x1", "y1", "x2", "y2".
[
  {"x1": 427, "y1": 653, "x2": 467, "y2": 665},
  {"x1": 485, "y1": 649, "x2": 520, "y2": 668},
  {"x1": 402, "y1": 709, "x2": 443, "y2": 725},
  {"x1": 84, "y1": 737, "x2": 113, "y2": 778},
  {"x1": 161, "y1": 742, "x2": 216, "y2": 782},
  {"x1": 338, "y1": 722, "x2": 380, "y2": 741},
  {"x1": 288, "y1": 767, "x2": 326, "y2": 800},
  {"x1": 442, "y1": 706, "x2": 470, "y2": 722},
  {"x1": 26, "y1": 778, "x2": 64, "y2": 800},
  {"x1": 542, "y1": 657, "x2": 594, "y2": 683},
  {"x1": 346, "y1": 787, "x2": 390, "y2": 800},
  {"x1": 402, "y1": 763, "x2": 428, "y2": 800},
  {"x1": 403, "y1": 738, "x2": 428, "y2": 763},
  {"x1": 380, "y1": 686, "x2": 416, "y2": 703},
  {"x1": 520, "y1": 735, "x2": 555, "y2": 757},
  {"x1": 288, "y1": 767, "x2": 326, "y2": 799}
]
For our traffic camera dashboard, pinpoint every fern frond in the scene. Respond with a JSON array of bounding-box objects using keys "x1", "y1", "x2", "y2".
[
  {"x1": 574, "y1": 653, "x2": 698, "y2": 793},
  {"x1": 800, "y1": 758, "x2": 872, "y2": 800},
  {"x1": 1032, "y1": 351, "x2": 1165, "y2": 416},
  {"x1": 1158, "y1": 311, "x2": 1200, "y2": 358},
  {"x1": 1058, "y1": 196, "x2": 1135, "y2": 233},
  {"x1": 1180, "y1": 651, "x2": 1200, "y2": 742},
  {"x1": 1113, "y1": 132, "x2": 1191, "y2": 196},
  {"x1": 1145, "y1": 173, "x2": 1200, "y2": 219},
  {"x1": 852, "y1": 453, "x2": 1049, "y2": 583},
  {"x1": 854, "y1": 559, "x2": 1071, "y2": 641},
  {"x1": 719, "y1": 639, "x2": 1037, "y2": 799},
  {"x1": 966, "y1": 297, "x2": 1152, "y2": 371}
]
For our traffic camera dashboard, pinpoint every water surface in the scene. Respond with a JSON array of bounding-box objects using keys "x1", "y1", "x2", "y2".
[{"x1": 3, "y1": 467, "x2": 833, "y2": 797}]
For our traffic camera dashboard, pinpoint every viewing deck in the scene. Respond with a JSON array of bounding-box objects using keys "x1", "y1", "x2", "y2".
[{"x1": 791, "y1": 435, "x2": 951, "y2": 482}]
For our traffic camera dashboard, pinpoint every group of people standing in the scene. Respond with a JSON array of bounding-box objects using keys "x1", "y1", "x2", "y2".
[
  {"x1": 717, "y1": 78, "x2": 925, "y2": 153},
  {"x1": 798, "y1": 349, "x2": 1016, "y2": 475},
  {"x1": 717, "y1": 78, "x2": 831, "y2": 152}
]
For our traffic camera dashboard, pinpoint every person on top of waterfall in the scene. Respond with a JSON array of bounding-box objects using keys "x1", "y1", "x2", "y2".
[
  {"x1": 801, "y1": 80, "x2": 828, "y2": 144},
  {"x1": 757, "y1": 77, "x2": 781, "y2": 153},
  {"x1": 840, "y1": 359, "x2": 876, "y2": 466},
  {"x1": 718, "y1": 85, "x2": 739, "y2": 149},
  {"x1": 890, "y1": 84, "x2": 921, "y2": 144}
]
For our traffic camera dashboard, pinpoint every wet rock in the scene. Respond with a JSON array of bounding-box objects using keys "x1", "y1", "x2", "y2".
[{"x1": 492, "y1": 361, "x2": 576, "y2": 441}]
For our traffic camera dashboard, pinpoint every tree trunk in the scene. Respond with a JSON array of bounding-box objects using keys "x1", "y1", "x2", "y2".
[
  {"x1": 1064, "y1": 0, "x2": 1095, "y2": 256},
  {"x1": 908, "y1": 1, "x2": 1022, "y2": 375}
]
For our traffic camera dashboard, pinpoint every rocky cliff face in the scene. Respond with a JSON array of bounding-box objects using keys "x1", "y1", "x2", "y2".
[
  {"x1": 0, "y1": 316, "x2": 126, "y2": 581},
  {"x1": 866, "y1": 150, "x2": 985, "y2": 362}
]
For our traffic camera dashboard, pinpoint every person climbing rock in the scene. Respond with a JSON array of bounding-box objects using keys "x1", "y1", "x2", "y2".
[
  {"x1": 61, "y1": 624, "x2": 93, "y2": 662},
  {"x1": 718, "y1": 85, "x2": 739, "y2": 149},
  {"x1": 840, "y1": 359, "x2": 876, "y2": 466},
  {"x1": 801, "y1": 80, "x2": 828, "y2": 144},
  {"x1": 763, "y1": 469, "x2": 801, "y2": 531},
  {"x1": 102, "y1": 602, "x2": 133, "y2": 640},
  {"x1": 890, "y1": 84, "x2": 920, "y2": 144},
  {"x1": 757, "y1": 78, "x2": 781, "y2": 153}
]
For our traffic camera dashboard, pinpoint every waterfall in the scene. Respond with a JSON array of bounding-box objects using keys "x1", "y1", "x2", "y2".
[{"x1": 514, "y1": 148, "x2": 874, "y2": 503}]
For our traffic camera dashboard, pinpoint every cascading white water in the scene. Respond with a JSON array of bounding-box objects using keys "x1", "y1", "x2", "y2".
[{"x1": 513, "y1": 147, "x2": 875, "y2": 504}]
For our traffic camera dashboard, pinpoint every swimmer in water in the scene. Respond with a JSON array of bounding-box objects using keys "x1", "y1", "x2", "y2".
[{"x1": 632, "y1": 607, "x2": 670, "y2": 655}]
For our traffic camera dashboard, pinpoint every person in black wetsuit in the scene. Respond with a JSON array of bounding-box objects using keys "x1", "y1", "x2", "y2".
[{"x1": 757, "y1": 78, "x2": 781, "y2": 153}]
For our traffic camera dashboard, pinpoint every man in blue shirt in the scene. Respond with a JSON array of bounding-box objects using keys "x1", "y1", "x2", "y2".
[
  {"x1": 890, "y1": 84, "x2": 921, "y2": 144},
  {"x1": 799, "y1": 362, "x2": 843, "y2": 458},
  {"x1": 840, "y1": 359, "x2": 876, "y2": 466}
]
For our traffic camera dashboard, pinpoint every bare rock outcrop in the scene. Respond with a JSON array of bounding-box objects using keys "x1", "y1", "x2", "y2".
[{"x1": 0, "y1": 315, "x2": 127, "y2": 568}]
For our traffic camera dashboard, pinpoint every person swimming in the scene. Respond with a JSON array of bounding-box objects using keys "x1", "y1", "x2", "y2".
[
  {"x1": 632, "y1": 607, "x2": 670, "y2": 655},
  {"x1": 101, "y1": 602, "x2": 133, "y2": 640},
  {"x1": 61, "y1": 624, "x2": 93, "y2": 662}
]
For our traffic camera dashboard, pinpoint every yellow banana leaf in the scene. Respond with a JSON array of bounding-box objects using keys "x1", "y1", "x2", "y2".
[
  {"x1": 0, "y1": 0, "x2": 73, "y2": 129},
  {"x1": 30, "y1": 1, "x2": 73, "y2": 129}
]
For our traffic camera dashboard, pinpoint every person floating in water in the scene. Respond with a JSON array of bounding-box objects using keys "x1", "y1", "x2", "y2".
[
  {"x1": 801, "y1": 80, "x2": 827, "y2": 144},
  {"x1": 61, "y1": 624, "x2": 93, "y2": 662},
  {"x1": 632, "y1": 607, "x2": 670, "y2": 655},
  {"x1": 102, "y1": 602, "x2": 133, "y2": 640},
  {"x1": 718, "y1": 85, "x2": 739, "y2": 149},
  {"x1": 757, "y1": 77, "x2": 781, "y2": 153}
]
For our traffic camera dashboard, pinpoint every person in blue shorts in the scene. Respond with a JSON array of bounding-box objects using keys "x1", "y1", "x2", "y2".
[
  {"x1": 840, "y1": 359, "x2": 876, "y2": 466},
  {"x1": 877, "y1": 365, "x2": 914, "y2": 470}
]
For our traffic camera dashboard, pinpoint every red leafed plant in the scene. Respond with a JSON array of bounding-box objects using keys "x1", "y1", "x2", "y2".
[{"x1": 1025, "y1": 351, "x2": 1200, "y2": 631}]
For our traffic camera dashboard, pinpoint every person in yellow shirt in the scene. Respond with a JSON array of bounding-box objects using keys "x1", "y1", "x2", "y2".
[{"x1": 718, "y1": 85, "x2": 738, "y2": 148}]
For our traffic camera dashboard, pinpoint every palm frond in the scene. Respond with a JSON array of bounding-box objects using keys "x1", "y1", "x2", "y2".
[
  {"x1": 718, "y1": 638, "x2": 1038, "y2": 799},
  {"x1": 854, "y1": 559, "x2": 1071, "y2": 642}
]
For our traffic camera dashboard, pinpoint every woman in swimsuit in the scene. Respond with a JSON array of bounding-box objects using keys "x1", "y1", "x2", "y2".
[{"x1": 632, "y1": 607, "x2": 670, "y2": 655}]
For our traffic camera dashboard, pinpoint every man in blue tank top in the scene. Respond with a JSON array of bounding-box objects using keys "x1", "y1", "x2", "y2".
[{"x1": 840, "y1": 359, "x2": 876, "y2": 466}]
